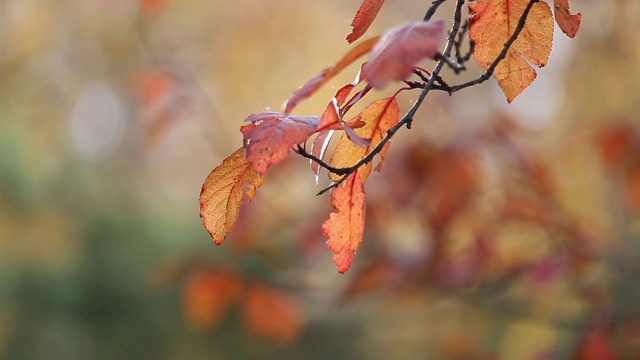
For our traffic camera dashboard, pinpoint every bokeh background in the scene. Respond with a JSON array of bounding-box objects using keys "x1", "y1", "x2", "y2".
[{"x1": 1, "y1": 0, "x2": 640, "y2": 359}]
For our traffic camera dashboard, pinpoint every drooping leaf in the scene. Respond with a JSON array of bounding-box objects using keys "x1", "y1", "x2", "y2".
[
  {"x1": 284, "y1": 36, "x2": 379, "y2": 113},
  {"x1": 183, "y1": 269, "x2": 244, "y2": 331},
  {"x1": 469, "y1": 0, "x2": 554, "y2": 102},
  {"x1": 554, "y1": 0, "x2": 581, "y2": 38},
  {"x1": 200, "y1": 147, "x2": 264, "y2": 244},
  {"x1": 323, "y1": 171, "x2": 367, "y2": 273},
  {"x1": 365, "y1": 20, "x2": 445, "y2": 88},
  {"x1": 244, "y1": 283, "x2": 303, "y2": 343},
  {"x1": 241, "y1": 112, "x2": 319, "y2": 173},
  {"x1": 328, "y1": 97, "x2": 400, "y2": 181},
  {"x1": 346, "y1": 0, "x2": 386, "y2": 43}
]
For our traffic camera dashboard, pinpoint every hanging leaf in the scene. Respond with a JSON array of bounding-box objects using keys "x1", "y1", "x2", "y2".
[
  {"x1": 323, "y1": 171, "x2": 367, "y2": 273},
  {"x1": 200, "y1": 147, "x2": 264, "y2": 244},
  {"x1": 469, "y1": 0, "x2": 554, "y2": 102}
]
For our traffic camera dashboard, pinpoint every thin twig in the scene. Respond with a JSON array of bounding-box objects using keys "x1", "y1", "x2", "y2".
[{"x1": 424, "y1": 0, "x2": 449, "y2": 21}]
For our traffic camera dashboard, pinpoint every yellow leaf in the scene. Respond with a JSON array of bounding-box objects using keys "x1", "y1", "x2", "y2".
[
  {"x1": 469, "y1": 0, "x2": 554, "y2": 102},
  {"x1": 199, "y1": 147, "x2": 264, "y2": 244}
]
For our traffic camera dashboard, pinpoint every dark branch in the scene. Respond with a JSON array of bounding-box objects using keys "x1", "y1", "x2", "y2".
[
  {"x1": 301, "y1": 0, "x2": 540, "y2": 195},
  {"x1": 424, "y1": 0, "x2": 449, "y2": 22}
]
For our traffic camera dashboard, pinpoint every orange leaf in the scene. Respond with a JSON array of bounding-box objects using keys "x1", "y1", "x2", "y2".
[
  {"x1": 346, "y1": 0, "x2": 386, "y2": 43},
  {"x1": 241, "y1": 112, "x2": 319, "y2": 173},
  {"x1": 199, "y1": 147, "x2": 264, "y2": 244},
  {"x1": 554, "y1": 0, "x2": 581, "y2": 38},
  {"x1": 243, "y1": 284, "x2": 303, "y2": 343},
  {"x1": 183, "y1": 269, "x2": 244, "y2": 331},
  {"x1": 365, "y1": 20, "x2": 444, "y2": 88},
  {"x1": 323, "y1": 170, "x2": 367, "y2": 273},
  {"x1": 329, "y1": 97, "x2": 400, "y2": 181},
  {"x1": 469, "y1": 0, "x2": 554, "y2": 102},
  {"x1": 284, "y1": 36, "x2": 380, "y2": 113}
]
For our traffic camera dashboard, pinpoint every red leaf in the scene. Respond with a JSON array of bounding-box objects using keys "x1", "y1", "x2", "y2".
[
  {"x1": 243, "y1": 283, "x2": 303, "y2": 343},
  {"x1": 554, "y1": 0, "x2": 581, "y2": 38},
  {"x1": 284, "y1": 36, "x2": 380, "y2": 113},
  {"x1": 200, "y1": 147, "x2": 264, "y2": 244},
  {"x1": 365, "y1": 20, "x2": 445, "y2": 88},
  {"x1": 241, "y1": 112, "x2": 319, "y2": 173},
  {"x1": 469, "y1": 0, "x2": 554, "y2": 102},
  {"x1": 346, "y1": 0, "x2": 386, "y2": 43},
  {"x1": 323, "y1": 171, "x2": 367, "y2": 273}
]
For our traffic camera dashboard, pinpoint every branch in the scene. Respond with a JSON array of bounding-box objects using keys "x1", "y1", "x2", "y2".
[
  {"x1": 301, "y1": 0, "x2": 540, "y2": 195},
  {"x1": 447, "y1": 0, "x2": 540, "y2": 94},
  {"x1": 301, "y1": 0, "x2": 468, "y2": 195}
]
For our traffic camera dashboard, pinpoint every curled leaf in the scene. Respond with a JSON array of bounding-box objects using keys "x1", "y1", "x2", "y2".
[
  {"x1": 199, "y1": 147, "x2": 264, "y2": 244},
  {"x1": 554, "y1": 0, "x2": 581, "y2": 38},
  {"x1": 241, "y1": 112, "x2": 319, "y2": 173},
  {"x1": 347, "y1": 0, "x2": 386, "y2": 43},
  {"x1": 365, "y1": 20, "x2": 445, "y2": 88}
]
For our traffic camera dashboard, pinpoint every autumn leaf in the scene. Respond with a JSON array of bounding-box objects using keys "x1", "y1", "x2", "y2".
[
  {"x1": 554, "y1": 0, "x2": 581, "y2": 38},
  {"x1": 183, "y1": 269, "x2": 244, "y2": 331},
  {"x1": 346, "y1": 0, "x2": 386, "y2": 43},
  {"x1": 365, "y1": 20, "x2": 445, "y2": 88},
  {"x1": 284, "y1": 36, "x2": 379, "y2": 113},
  {"x1": 244, "y1": 283, "x2": 303, "y2": 343},
  {"x1": 469, "y1": 0, "x2": 554, "y2": 102},
  {"x1": 200, "y1": 147, "x2": 264, "y2": 245},
  {"x1": 323, "y1": 170, "x2": 367, "y2": 273},
  {"x1": 328, "y1": 97, "x2": 400, "y2": 181},
  {"x1": 241, "y1": 112, "x2": 319, "y2": 173}
]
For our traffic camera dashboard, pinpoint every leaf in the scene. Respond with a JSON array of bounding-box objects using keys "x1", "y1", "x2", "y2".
[
  {"x1": 183, "y1": 269, "x2": 244, "y2": 331},
  {"x1": 241, "y1": 112, "x2": 319, "y2": 173},
  {"x1": 365, "y1": 20, "x2": 445, "y2": 88},
  {"x1": 323, "y1": 171, "x2": 367, "y2": 273},
  {"x1": 554, "y1": 0, "x2": 581, "y2": 38},
  {"x1": 284, "y1": 36, "x2": 379, "y2": 113},
  {"x1": 199, "y1": 147, "x2": 264, "y2": 245},
  {"x1": 346, "y1": 0, "x2": 386, "y2": 43},
  {"x1": 329, "y1": 97, "x2": 400, "y2": 181},
  {"x1": 244, "y1": 283, "x2": 303, "y2": 343},
  {"x1": 469, "y1": 0, "x2": 554, "y2": 102}
]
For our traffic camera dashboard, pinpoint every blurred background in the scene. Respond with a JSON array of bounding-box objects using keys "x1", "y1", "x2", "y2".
[{"x1": 1, "y1": 0, "x2": 639, "y2": 359}]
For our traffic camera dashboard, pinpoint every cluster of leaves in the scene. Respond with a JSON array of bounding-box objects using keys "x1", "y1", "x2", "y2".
[{"x1": 199, "y1": 0, "x2": 582, "y2": 273}]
